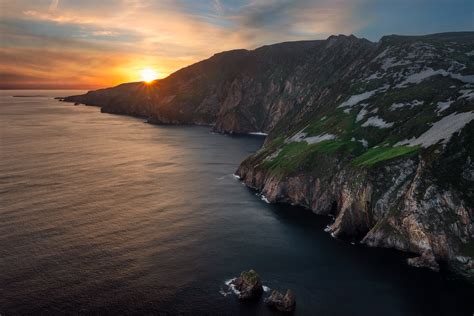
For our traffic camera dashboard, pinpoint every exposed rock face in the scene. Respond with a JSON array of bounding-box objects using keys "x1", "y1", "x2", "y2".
[
  {"x1": 264, "y1": 290, "x2": 296, "y2": 312},
  {"x1": 407, "y1": 253, "x2": 440, "y2": 271},
  {"x1": 230, "y1": 269, "x2": 263, "y2": 300},
  {"x1": 63, "y1": 35, "x2": 375, "y2": 134},
  {"x1": 63, "y1": 32, "x2": 474, "y2": 279}
]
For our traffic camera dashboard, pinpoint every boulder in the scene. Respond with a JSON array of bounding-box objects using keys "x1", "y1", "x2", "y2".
[
  {"x1": 407, "y1": 252, "x2": 440, "y2": 271},
  {"x1": 264, "y1": 289, "x2": 296, "y2": 312},
  {"x1": 230, "y1": 269, "x2": 263, "y2": 300}
]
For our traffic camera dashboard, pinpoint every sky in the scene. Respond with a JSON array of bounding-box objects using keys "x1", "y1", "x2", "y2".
[{"x1": 0, "y1": 0, "x2": 473, "y2": 89}]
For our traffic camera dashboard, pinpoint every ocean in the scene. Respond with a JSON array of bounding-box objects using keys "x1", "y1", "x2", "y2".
[{"x1": 1, "y1": 90, "x2": 473, "y2": 315}]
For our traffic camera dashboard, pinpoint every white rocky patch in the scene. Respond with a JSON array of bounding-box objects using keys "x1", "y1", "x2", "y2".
[
  {"x1": 394, "y1": 111, "x2": 474, "y2": 148},
  {"x1": 396, "y1": 68, "x2": 474, "y2": 88},
  {"x1": 338, "y1": 85, "x2": 389, "y2": 108},
  {"x1": 286, "y1": 128, "x2": 337, "y2": 145},
  {"x1": 338, "y1": 90, "x2": 377, "y2": 108},
  {"x1": 390, "y1": 99, "x2": 424, "y2": 111},
  {"x1": 362, "y1": 116, "x2": 394, "y2": 128},
  {"x1": 373, "y1": 48, "x2": 390, "y2": 61},
  {"x1": 304, "y1": 133, "x2": 337, "y2": 144},
  {"x1": 448, "y1": 61, "x2": 466, "y2": 72},
  {"x1": 364, "y1": 72, "x2": 382, "y2": 81},
  {"x1": 356, "y1": 108, "x2": 368, "y2": 122},
  {"x1": 351, "y1": 137, "x2": 368, "y2": 147},
  {"x1": 286, "y1": 130, "x2": 307, "y2": 143},
  {"x1": 436, "y1": 100, "x2": 454, "y2": 113},
  {"x1": 381, "y1": 57, "x2": 411, "y2": 70},
  {"x1": 458, "y1": 89, "x2": 474, "y2": 101}
]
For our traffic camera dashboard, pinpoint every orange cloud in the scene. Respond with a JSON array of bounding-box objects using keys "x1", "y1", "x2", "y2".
[{"x1": 1, "y1": 0, "x2": 364, "y2": 89}]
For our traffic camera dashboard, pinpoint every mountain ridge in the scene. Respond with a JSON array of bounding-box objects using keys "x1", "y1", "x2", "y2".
[{"x1": 62, "y1": 32, "x2": 474, "y2": 279}]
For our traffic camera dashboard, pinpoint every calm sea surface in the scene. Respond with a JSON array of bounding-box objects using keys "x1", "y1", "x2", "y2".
[{"x1": 1, "y1": 90, "x2": 473, "y2": 315}]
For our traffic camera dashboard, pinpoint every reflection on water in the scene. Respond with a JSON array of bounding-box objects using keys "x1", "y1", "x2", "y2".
[{"x1": 1, "y1": 91, "x2": 473, "y2": 315}]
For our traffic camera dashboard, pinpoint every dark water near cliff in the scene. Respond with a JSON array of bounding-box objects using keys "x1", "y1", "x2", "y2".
[{"x1": 1, "y1": 90, "x2": 473, "y2": 316}]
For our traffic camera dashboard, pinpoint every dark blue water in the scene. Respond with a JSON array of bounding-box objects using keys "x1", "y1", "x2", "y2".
[{"x1": 1, "y1": 91, "x2": 473, "y2": 315}]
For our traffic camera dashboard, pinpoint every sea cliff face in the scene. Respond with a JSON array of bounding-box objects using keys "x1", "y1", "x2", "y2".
[{"x1": 63, "y1": 32, "x2": 474, "y2": 278}]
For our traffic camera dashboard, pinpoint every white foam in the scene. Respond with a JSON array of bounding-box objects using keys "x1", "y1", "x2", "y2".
[
  {"x1": 224, "y1": 278, "x2": 240, "y2": 295},
  {"x1": 395, "y1": 111, "x2": 474, "y2": 148},
  {"x1": 249, "y1": 132, "x2": 268, "y2": 136},
  {"x1": 261, "y1": 195, "x2": 270, "y2": 204},
  {"x1": 233, "y1": 174, "x2": 241, "y2": 180},
  {"x1": 263, "y1": 285, "x2": 271, "y2": 292}
]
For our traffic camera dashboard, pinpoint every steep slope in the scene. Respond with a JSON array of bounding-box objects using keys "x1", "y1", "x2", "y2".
[
  {"x1": 236, "y1": 32, "x2": 474, "y2": 277},
  {"x1": 63, "y1": 35, "x2": 375, "y2": 133},
  {"x1": 63, "y1": 32, "x2": 474, "y2": 278}
]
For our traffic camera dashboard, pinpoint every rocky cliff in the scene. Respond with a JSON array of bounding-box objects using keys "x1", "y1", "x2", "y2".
[{"x1": 64, "y1": 32, "x2": 474, "y2": 278}]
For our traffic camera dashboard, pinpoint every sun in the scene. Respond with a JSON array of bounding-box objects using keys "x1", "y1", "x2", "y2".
[{"x1": 140, "y1": 68, "x2": 158, "y2": 83}]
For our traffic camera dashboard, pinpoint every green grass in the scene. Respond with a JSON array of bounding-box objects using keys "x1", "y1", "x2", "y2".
[
  {"x1": 353, "y1": 145, "x2": 420, "y2": 166},
  {"x1": 241, "y1": 269, "x2": 260, "y2": 285},
  {"x1": 304, "y1": 110, "x2": 354, "y2": 137},
  {"x1": 262, "y1": 139, "x2": 363, "y2": 174}
]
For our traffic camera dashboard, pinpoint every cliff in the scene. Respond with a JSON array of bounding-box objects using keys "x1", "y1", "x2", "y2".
[{"x1": 63, "y1": 32, "x2": 474, "y2": 278}]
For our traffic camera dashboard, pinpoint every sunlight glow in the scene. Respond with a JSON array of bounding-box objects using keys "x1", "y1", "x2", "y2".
[{"x1": 140, "y1": 68, "x2": 158, "y2": 83}]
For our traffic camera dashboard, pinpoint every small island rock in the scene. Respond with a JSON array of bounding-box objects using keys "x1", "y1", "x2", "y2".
[
  {"x1": 264, "y1": 289, "x2": 296, "y2": 312},
  {"x1": 230, "y1": 269, "x2": 263, "y2": 300}
]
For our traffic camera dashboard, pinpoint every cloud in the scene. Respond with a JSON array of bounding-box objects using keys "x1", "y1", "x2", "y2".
[
  {"x1": 9, "y1": 0, "x2": 460, "y2": 89},
  {"x1": 49, "y1": 0, "x2": 59, "y2": 11},
  {"x1": 1, "y1": 0, "x2": 364, "y2": 88}
]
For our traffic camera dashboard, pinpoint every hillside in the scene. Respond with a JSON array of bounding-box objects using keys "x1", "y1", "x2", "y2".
[{"x1": 63, "y1": 32, "x2": 474, "y2": 278}]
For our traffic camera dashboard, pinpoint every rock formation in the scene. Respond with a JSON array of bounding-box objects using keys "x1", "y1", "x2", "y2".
[
  {"x1": 264, "y1": 289, "x2": 296, "y2": 312},
  {"x1": 63, "y1": 32, "x2": 474, "y2": 279},
  {"x1": 230, "y1": 269, "x2": 263, "y2": 300}
]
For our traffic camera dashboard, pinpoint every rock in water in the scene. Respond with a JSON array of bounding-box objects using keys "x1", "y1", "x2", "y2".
[
  {"x1": 230, "y1": 269, "x2": 263, "y2": 300},
  {"x1": 407, "y1": 252, "x2": 440, "y2": 271},
  {"x1": 265, "y1": 289, "x2": 296, "y2": 312}
]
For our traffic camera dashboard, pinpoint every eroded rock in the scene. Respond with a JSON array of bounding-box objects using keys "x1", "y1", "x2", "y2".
[
  {"x1": 264, "y1": 289, "x2": 296, "y2": 312},
  {"x1": 407, "y1": 252, "x2": 440, "y2": 271},
  {"x1": 230, "y1": 269, "x2": 263, "y2": 300}
]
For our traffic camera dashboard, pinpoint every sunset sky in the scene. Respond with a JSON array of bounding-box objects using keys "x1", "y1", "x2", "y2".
[{"x1": 1, "y1": 0, "x2": 472, "y2": 89}]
